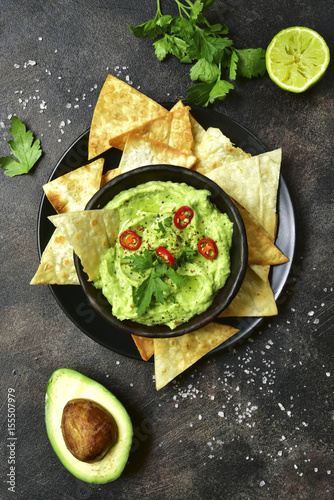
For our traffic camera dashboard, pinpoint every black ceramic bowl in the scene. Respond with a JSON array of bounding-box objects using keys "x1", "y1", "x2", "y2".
[{"x1": 74, "y1": 165, "x2": 248, "y2": 338}]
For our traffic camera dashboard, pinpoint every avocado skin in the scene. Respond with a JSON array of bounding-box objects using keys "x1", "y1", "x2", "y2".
[{"x1": 45, "y1": 368, "x2": 133, "y2": 483}]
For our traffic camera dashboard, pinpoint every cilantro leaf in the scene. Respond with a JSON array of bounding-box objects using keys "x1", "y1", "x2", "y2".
[
  {"x1": 229, "y1": 49, "x2": 239, "y2": 80},
  {"x1": 154, "y1": 34, "x2": 189, "y2": 62},
  {"x1": 0, "y1": 117, "x2": 42, "y2": 177},
  {"x1": 188, "y1": 0, "x2": 204, "y2": 21},
  {"x1": 190, "y1": 58, "x2": 220, "y2": 84},
  {"x1": 124, "y1": 248, "x2": 186, "y2": 316},
  {"x1": 163, "y1": 216, "x2": 173, "y2": 227},
  {"x1": 187, "y1": 28, "x2": 217, "y2": 63},
  {"x1": 134, "y1": 270, "x2": 169, "y2": 317},
  {"x1": 154, "y1": 221, "x2": 166, "y2": 234},
  {"x1": 179, "y1": 246, "x2": 197, "y2": 265},
  {"x1": 185, "y1": 81, "x2": 215, "y2": 107},
  {"x1": 235, "y1": 48, "x2": 266, "y2": 78},
  {"x1": 165, "y1": 266, "x2": 185, "y2": 286},
  {"x1": 209, "y1": 79, "x2": 234, "y2": 103},
  {"x1": 123, "y1": 249, "x2": 153, "y2": 272},
  {"x1": 134, "y1": 274, "x2": 155, "y2": 317}
]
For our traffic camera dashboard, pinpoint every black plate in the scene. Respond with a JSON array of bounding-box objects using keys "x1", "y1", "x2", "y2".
[{"x1": 37, "y1": 105, "x2": 296, "y2": 360}]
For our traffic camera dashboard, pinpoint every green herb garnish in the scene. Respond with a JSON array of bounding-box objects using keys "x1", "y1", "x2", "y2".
[
  {"x1": 128, "y1": 0, "x2": 266, "y2": 107},
  {"x1": 123, "y1": 250, "x2": 185, "y2": 317},
  {"x1": 179, "y1": 245, "x2": 197, "y2": 265},
  {"x1": 0, "y1": 117, "x2": 42, "y2": 177},
  {"x1": 154, "y1": 221, "x2": 167, "y2": 234}
]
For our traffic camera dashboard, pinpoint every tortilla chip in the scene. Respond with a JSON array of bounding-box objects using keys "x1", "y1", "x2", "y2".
[
  {"x1": 250, "y1": 264, "x2": 270, "y2": 282},
  {"x1": 114, "y1": 133, "x2": 198, "y2": 177},
  {"x1": 101, "y1": 168, "x2": 118, "y2": 187},
  {"x1": 109, "y1": 106, "x2": 193, "y2": 154},
  {"x1": 154, "y1": 323, "x2": 239, "y2": 390},
  {"x1": 235, "y1": 201, "x2": 289, "y2": 266},
  {"x1": 170, "y1": 100, "x2": 206, "y2": 149},
  {"x1": 192, "y1": 127, "x2": 251, "y2": 175},
  {"x1": 43, "y1": 158, "x2": 104, "y2": 214},
  {"x1": 49, "y1": 210, "x2": 119, "y2": 282},
  {"x1": 30, "y1": 228, "x2": 79, "y2": 285},
  {"x1": 131, "y1": 335, "x2": 154, "y2": 361},
  {"x1": 206, "y1": 149, "x2": 282, "y2": 239},
  {"x1": 220, "y1": 266, "x2": 278, "y2": 317},
  {"x1": 88, "y1": 75, "x2": 168, "y2": 159}
]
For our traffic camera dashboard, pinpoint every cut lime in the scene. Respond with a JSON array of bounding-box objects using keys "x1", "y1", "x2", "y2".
[{"x1": 266, "y1": 26, "x2": 330, "y2": 93}]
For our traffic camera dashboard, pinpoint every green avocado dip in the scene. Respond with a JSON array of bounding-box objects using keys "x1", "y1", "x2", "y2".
[{"x1": 94, "y1": 181, "x2": 233, "y2": 330}]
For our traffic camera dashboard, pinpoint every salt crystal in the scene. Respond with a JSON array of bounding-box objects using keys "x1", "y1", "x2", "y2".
[
  {"x1": 24, "y1": 60, "x2": 36, "y2": 68},
  {"x1": 259, "y1": 481, "x2": 265, "y2": 487},
  {"x1": 14, "y1": 64, "x2": 20, "y2": 69}
]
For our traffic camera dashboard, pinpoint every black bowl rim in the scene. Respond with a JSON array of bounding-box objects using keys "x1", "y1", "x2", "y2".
[{"x1": 74, "y1": 164, "x2": 248, "y2": 338}]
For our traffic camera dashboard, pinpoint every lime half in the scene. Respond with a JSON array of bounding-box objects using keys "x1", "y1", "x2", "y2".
[{"x1": 266, "y1": 26, "x2": 330, "y2": 93}]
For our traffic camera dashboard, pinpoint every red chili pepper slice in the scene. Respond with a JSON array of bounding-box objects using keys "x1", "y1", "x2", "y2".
[
  {"x1": 155, "y1": 246, "x2": 175, "y2": 266},
  {"x1": 198, "y1": 238, "x2": 218, "y2": 260},
  {"x1": 174, "y1": 206, "x2": 194, "y2": 229},
  {"x1": 119, "y1": 230, "x2": 141, "y2": 250}
]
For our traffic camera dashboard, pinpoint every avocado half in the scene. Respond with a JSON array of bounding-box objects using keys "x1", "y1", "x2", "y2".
[{"x1": 45, "y1": 368, "x2": 133, "y2": 483}]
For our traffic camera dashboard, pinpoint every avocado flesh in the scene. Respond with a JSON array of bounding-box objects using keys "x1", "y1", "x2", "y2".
[{"x1": 45, "y1": 368, "x2": 133, "y2": 483}]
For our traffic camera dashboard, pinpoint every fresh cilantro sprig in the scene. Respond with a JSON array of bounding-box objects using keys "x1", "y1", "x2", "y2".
[
  {"x1": 179, "y1": 245, "x2": 197, "y2": 265},
  {"x1": 154, "y1": 215, "x2": 173, "y2": 234},
  {"x1": 0, "y1": 116, "x2": 42, "y2": 177},
  {"x1": 128, "y1": 0, "x2": 266, "y2": 107},
  {"x1": 123, "y1": 249, "x2": 185, "y2": 317}
]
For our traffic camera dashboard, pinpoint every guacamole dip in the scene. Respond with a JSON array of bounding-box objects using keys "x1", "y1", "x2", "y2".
[{"x1": 94, "y1": 181, "x2": 233, "y2": 329}]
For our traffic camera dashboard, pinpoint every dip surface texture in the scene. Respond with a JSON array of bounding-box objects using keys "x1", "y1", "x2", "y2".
[{"x1": 95, "y1": 181, "x2": 233, "y2": 329}]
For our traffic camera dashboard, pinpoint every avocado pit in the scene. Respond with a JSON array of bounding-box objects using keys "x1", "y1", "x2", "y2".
[{"x1": 61, "y1": 398, "x2": 118, "y2": 463}]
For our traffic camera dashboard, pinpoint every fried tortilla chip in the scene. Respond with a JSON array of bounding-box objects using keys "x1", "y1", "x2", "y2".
[
  {"x1": 219, "y1": 266, "x2": 278, "y2": 317},
  {"x1": 114, "y1": 133, "x2": 197, "y2": 177},
  {"x1": 101, "y1": 167, "x2": 118, "y2": 187},
  {"x1": 206, "y1": 149, "x2": 282, "y2": 239},
  {"x1": 170, "y1": 100, "x2": 206, "y2": 148},
  {"x1": 43, "y1": 158, "x2": 104, "y2": 214},
  {"x1": 30, "y1": 228, "x2": 79, "y2": 285},
  {"x1": 49, "y1": 210, "x2": 119, "y2": 282},
  {"x1": 88, "y1": 75, "x2": 168, "y2": 159},
  {"x1": 109, "y1": 106, "x2": 193, "y2": 154},
  {"x1": 251, "y1": 264, "x2": 271, "y2": 282},
  {"x1": 154, "y1": 323, "x2": 239, "y2": 390},
  {"x1": 235, "y1": 201, "x2": 289, "y2": 266},
  {"x1": 131, "y1": 335, "x2": 154, "y2": 362},
  {"x1": 193, "y1": 127, "x2": 251, "y2": 175}
]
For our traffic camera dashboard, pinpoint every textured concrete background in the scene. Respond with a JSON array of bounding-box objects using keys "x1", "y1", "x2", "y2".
[{"x1": 1, "y1": 1, "x2": 333, "y2": 499}]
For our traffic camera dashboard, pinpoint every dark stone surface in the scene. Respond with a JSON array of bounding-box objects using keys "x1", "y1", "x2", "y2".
[{"x1": 1, "y1": 1, "x2": 333, "y2": 499}]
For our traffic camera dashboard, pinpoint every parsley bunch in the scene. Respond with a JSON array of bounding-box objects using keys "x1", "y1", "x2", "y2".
[
  {"x1": 123, "y1": 249, "x2": 185, "y2": 317},
  {"x1": 128, "y1": 0, "x2": 266, "y2": 107}
]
